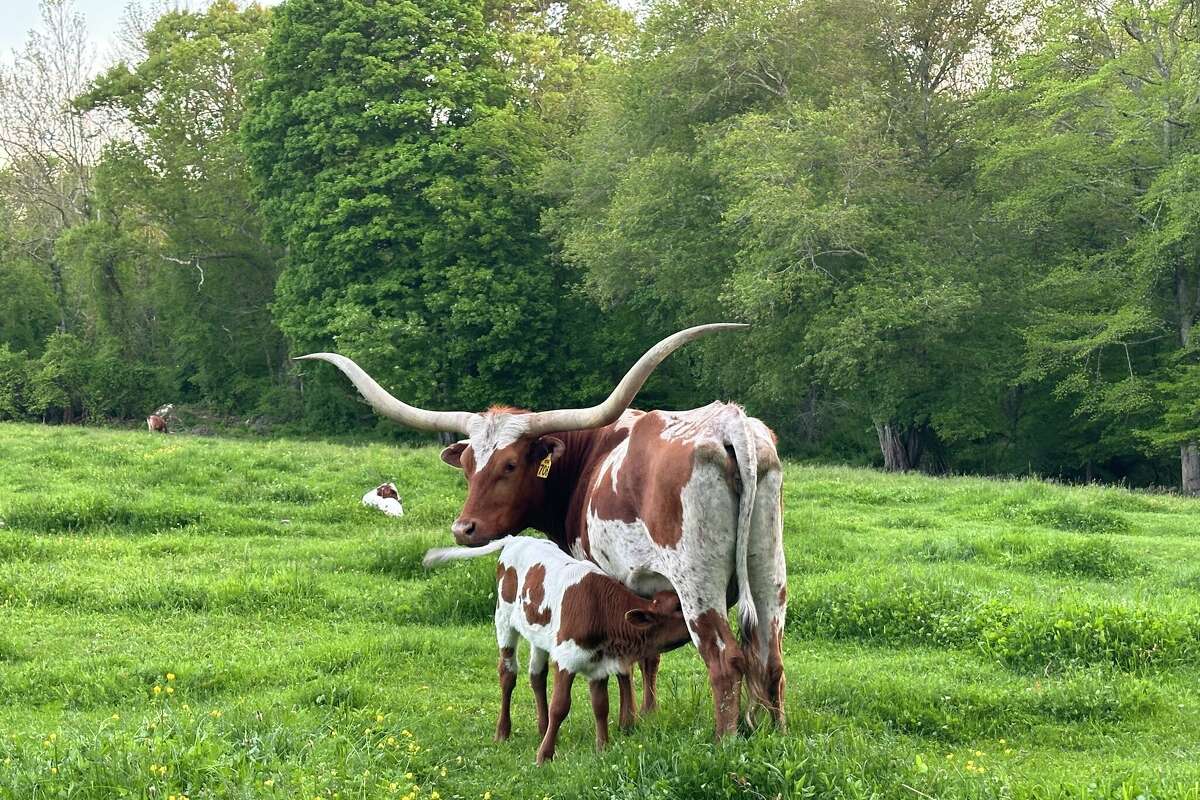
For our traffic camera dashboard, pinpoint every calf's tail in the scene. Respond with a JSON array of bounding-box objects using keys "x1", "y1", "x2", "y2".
[{"x1": 423, "y1": 536, "x2": 514, "y2": 568}]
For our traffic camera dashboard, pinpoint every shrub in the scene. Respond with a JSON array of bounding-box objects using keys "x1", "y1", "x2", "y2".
[{"x1": 0, "y1": 344, "x2": 30, "y2": 420}]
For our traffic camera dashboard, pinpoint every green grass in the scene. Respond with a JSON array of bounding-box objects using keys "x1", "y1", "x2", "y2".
[{"x1": 1, "y1": 422, "x2": 1199, "y2": 799}]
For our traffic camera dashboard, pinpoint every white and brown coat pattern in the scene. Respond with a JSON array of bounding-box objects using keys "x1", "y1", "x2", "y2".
[{"x1": 428, "y1": 537, "x2": 689, "y2": 763}]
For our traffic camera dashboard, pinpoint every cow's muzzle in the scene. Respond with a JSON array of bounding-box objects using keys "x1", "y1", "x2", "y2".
[{"x1": 451, "y1": 518, "x2": 478, "y2": 545}]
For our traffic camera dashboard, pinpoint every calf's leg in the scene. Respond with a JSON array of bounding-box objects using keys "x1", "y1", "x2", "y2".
[
  {"x1": 589, "y1": 677, "x2": 610, "y2": 750},
  {"x1": 639, "y1": 654, "x2": 660, "y2": 713},
  {"x1": 536, "y1": 668, "x2": 575, "y2": 765},
  {"x1": 495, "y1": 646, "x2": 519, "y2": 741},
  {"x1": 529, "y1": 646, "x2": 549, "y2": 737},
  {"x1": 616, "y1": 672, "x2": 636, "y2": 732}
]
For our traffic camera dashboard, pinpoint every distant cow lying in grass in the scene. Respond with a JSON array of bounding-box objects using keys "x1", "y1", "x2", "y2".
[
  {"x1": 424, "y1": 536, "x2": 690, "y2": 764},
  {"x1": 362, "y1": 483, "x2": 404, "y2": 516}
]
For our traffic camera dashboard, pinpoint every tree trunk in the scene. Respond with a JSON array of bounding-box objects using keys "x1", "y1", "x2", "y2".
[
  {"x1": 875, "y1": 421, "x2": 920, "y2": 472},
  {"x1": 1183, "y1": 443, "x2": 1200, "y2": 496},
  {"x1": 1177, "y1": 267, "x2": 1198, "y2": 494}
]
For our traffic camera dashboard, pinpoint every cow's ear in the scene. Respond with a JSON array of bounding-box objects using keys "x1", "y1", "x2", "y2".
[
  {"x1": 531, "y1": 436, "x2": 566, "y2": 463},
  {"x1": 624, "y1": 608, "x2": 656, "y2": 629},
  {"x1": 440, "y1": 441, "x2": 469, "y2": 468}
]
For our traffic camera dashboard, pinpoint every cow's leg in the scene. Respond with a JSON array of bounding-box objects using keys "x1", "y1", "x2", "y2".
[
  {"x1": 680, "y1": 593, "x2": 743, "y2": 738},
  {"x1": 529, "y1": 646, "x2": 550, "y2": 738},
  {"x1": 616, "y1": 671, "x2": 636, "y2": 731},
  {"x1": 639, "y1": 654, "x2": 660, "y2": 713},
  {"x1": 743, "y1": 466, "x2": 787, "y2": 729},
  {"x1": 674, "y1": 458, "x2": 745, "y2": 738},
  {"x1": 536, "y1": 668, "x2": 575, "y2": 765},
  {"x1": 589, "y1": 677, "x2": 610, "y2": 750}
]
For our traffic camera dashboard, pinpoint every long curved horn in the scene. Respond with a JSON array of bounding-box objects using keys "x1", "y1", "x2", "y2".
[
  {"x1": 523, "y1": 323, "x2": 748, "y2": 437},
  {"x1": 294, "y1": 353, "x2": 478, "y2": 434}
]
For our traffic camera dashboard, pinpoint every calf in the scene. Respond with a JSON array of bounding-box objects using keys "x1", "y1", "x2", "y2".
[
  {"x1": 146, "y1": 414, "x2": 168, "y2": 433},
  {"x1": 424, "y1": 536, "x2": 690, "y2": 764},
  {"x1": 362, "y1": 482, "x2": 404, "y2": 516}
]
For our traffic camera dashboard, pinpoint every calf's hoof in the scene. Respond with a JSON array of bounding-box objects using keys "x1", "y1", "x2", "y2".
[{"x1": 535, "y1": 748, "x2": 554, "y2": 765}]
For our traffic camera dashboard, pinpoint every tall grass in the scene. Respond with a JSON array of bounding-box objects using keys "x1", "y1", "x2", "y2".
[{"x1": 1, "y1": 423, "x2": 1199, "y2": 799}]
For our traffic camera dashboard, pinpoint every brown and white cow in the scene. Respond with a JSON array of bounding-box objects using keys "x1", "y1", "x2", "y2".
[
  {"x1": 298, "y1": 324, "x2": 787, "y2": 735},
  {"x1": 424, "y1": 535, "x2": 691, "y2": 763}
]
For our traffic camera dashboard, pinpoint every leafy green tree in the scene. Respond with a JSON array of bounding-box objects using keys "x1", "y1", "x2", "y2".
[
  {"x1": 978, "y1": 0, "x2": 1200, "y2": 492},
  {"x1": 74, "y1": 0, "x2": 284, "y2": 411},
  {"x1": 546, "y1": 0, "x2": 1027, "y2": 470},
  {"x1": 245, "y1": 0, "x2": 632, "y2": 424},
  {"x1": 0, "y1": 344, "x2": 31, "y2": 420}
]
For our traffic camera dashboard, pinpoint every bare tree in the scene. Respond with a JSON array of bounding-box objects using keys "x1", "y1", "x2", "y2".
[{"x1": 0, "y1": 0, "x2": 107, "y2": 328}]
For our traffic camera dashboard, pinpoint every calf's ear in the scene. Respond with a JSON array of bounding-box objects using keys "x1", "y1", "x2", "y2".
[
  {"x1": 624, "y1": 608, "x2": 656, "y2": 628},
  {"x1": 440, "y1": 441, "x2": 469, "y2": 468}
]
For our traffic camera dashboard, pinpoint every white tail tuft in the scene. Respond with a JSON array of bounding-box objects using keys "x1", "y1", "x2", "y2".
[{"x1": 422, "y1": 536, "x2": 514, "y2": 568}]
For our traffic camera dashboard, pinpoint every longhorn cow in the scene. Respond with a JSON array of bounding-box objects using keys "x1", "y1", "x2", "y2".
[{"x1": 298, "y1": 325, "x2": 787, "y2": 734}]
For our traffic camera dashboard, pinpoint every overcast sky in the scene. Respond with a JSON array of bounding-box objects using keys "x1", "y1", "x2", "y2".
[
  {"x1": 2, "y1": 1, "x2": 283, "y2": 67},
  {"x1": 4, "y1": 0, "x2": 639, "y2": 68},
  {"x1": 4, "y1": 0, "x2": 129, "y2": 63}
]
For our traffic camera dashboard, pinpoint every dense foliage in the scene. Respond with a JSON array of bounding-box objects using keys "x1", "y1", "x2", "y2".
[{"x1": 1, "y1": 0, "x2": 1198, "y2": 490}]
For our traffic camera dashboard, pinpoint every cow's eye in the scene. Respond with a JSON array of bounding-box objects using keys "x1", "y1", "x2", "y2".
[{"x1": 504, "y1": 461, "x2": 517, "y2": 474}]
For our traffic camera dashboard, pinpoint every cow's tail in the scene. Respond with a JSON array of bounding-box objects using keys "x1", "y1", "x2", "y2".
[
  {"x1": 422, "y1": 536, "x2": 514, "y2": 568},
  {"x1": 729, "y1": 411, "x2": 758, "y2": 634}
]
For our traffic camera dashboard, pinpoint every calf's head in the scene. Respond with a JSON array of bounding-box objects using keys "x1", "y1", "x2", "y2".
[
  {"x1": 295, "y1": 324, "x2": 747, "y2": 546},
  {"x1": 625, "y1": 591, "x2": 691, "y2": 654}
]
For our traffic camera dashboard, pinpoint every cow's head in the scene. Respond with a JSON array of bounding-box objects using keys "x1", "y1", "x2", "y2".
[
  {"x1": 296, "y1": 323, "x2": 747, "y2": 546},
  {"x1": 438, "y1": 411, "x2": 566, "y2": 544}
]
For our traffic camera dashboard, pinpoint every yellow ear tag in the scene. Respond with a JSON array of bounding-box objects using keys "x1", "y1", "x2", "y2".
[{"x1": 536, "y1": 455, "x2": 553, "y2": 479}]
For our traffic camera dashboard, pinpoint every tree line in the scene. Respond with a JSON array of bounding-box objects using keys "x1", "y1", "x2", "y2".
[{"x1": 0, "y1": 0, "x2": 1197, "y2": 493}]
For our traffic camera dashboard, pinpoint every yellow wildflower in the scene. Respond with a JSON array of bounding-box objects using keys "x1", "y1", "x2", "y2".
[
  {"x1": 165, "y1": 686, "x2": 174, "y2": 695},
  {"x1": 153, "y1": 686, "x2": 162, "y2": 695},
  {"x1": 50, "y1": 767, "x2": 58, "y2": 775},
  {"x1": 166, "y1": 673, "x2": 175, "y2": 681},
  {"x1": 263, "y1": 778, "x2": 274, "y2": 787},
  {"x1": 112, "y1": 714, "x2": 120, "y2": 720},
  {"x1": 376, "y1": 714, "x2": 385, "y2": 723},
  {"x1": 387, "y1": 736, "x2": 396, "y2": 746}
]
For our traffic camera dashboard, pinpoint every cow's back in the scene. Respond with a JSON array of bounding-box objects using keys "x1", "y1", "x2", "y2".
[{"x1": 579, "y1": 403, "x2": 778, "y2": 596}]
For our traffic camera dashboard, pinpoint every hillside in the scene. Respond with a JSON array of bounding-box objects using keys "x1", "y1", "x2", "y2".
[{"x1": 1, "y1": 422, "x2": 1199, "y2": 799}]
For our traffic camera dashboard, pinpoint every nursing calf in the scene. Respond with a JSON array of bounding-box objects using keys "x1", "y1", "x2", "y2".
[{"x1": 424, "y1": 537, "x2": 689, "y2": 764}]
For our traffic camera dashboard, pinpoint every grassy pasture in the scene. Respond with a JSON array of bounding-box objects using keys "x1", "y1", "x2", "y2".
[{"x1": 1, "y1": 422, "x2": 1199, "y2": 799}]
